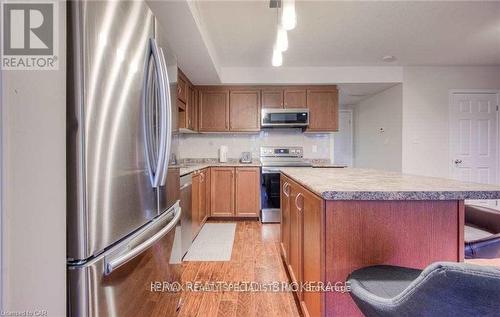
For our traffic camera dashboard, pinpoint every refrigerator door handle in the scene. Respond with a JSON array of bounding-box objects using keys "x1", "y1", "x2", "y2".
[
  {"x1": 104, "y1": 202, "x2": 181, "y2": 275},
  {"x1": 143, "y1": 38, "x2": 167, "y2": 188},
  {"x1": 150, "y1": 38, "x2": 168, "y2": 188},
  {"x1": 143, "y1": 40, "x2": 157, "y2": 187},
  {"x1": 158, "y1": 47, "x2": 172, "y2": 186}
]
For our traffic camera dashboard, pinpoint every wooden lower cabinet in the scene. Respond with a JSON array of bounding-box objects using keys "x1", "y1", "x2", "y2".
[
  {"x1": 280, "y1": 178, "x2": 291, "y2": 262},
  {"x1": 203, "y1": 168, "x2": 210, "y2": 223},
  {"x1": 198, "y1": 169, "x2": 209, "y2": 225},
  {"x1": 281, "y1": 175, "x2": 324, "y2": 317},
  {"x1": 192, "y1": 168, "x2": 209, "y2": 238},
  {"x1": 210, "y1": 167, "x2": 235, "y2": 216},
  {"x1": 288, "y1": 181, "x2": 302, "y2": 299},
  {"x1": 191, "y1": 171, "x2": 201, "y2": 238},
  {"x1": 301, "y1": 187, "x2": 323, "y2": 317},
  {"x1": 210, "y1": 167, "x2": 260, "y2": 217},
  {"x1": 235, "y1": 167, "x2": 260, "y2": 217},
  {"x1": 281, "y1": 173, "x2": 464, "y2": 317}
]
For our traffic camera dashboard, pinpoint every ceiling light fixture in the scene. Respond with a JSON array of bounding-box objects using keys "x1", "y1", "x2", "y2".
[
  {"x1": 281, "y1": 0, "x2": 296, "y2": 31},
  {"x1": 272, "y1": 46, "x2": 283, "y2": 67},
  {"x1": 270, "y1": 0, "x2": 296, "y2": 67},
  {"x1": 382, "y1": 55, "x2": 397, "y2": 62},
  {"x1": 276, "y1": 25, "x2": 288, "y2": 52}
]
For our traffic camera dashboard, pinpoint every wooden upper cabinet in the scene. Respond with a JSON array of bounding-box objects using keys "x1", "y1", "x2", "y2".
[
  {"x1": 187, "y1": 87, "x2": 198, "y2": 131},
  {"x1": 235, "y1": 167, "x2": 260, "y2": 217},
  {"x1": 210, "y1": 167, "x2": 235, "y2": 216},
  {"x1": 229, "y1": 90, "x2": 261, "y2": 132},
  {"x1": 306, "y1": 89, "x2": 339, "y2": 132},
  {"x1": 284, "y1": 89, "x2": 307, "y2": 108},
  {"x1": 199, "y1": 89, "x2": 230, "y2": 132},
  {"x1": 262, "y1": 89, "x2": 284, "y2": 109},
  {"x1": 177, "y1": 72, "x2": 188, "y2": 104},
  {"x1": 185, "y1": 84, "x2": 194, "y2": 130}
]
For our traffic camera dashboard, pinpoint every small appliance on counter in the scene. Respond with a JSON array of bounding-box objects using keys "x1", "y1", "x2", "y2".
[
  {"x1": 219, "y1": 145, "x2": 228, "y2": 163},
  {"x1": 240, "y1": 152, "x2": 252, "y2": 163}
]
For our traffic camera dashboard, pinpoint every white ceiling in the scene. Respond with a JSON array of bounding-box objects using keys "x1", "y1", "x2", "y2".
[
  {"x1": 338, "y1": 83, "x2": 398, "y2": 106},
  {"x1": 147, "y1": 0, "x2": 221, "y2": 83},
  {"x1": 193, "y1": 0, "x2": 500, "y2": 67}
]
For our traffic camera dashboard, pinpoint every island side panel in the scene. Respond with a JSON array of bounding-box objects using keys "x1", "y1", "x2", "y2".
[
  {"x1": 324, "y1": 200, "x2": 462, "y2": 317},
  {"x1": 458, "y1": 200, "x2": 465, "y2": 262}
]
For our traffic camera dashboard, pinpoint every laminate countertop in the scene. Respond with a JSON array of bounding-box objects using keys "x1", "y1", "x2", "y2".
[{"x1": 280, "y1": 167, "x2": 500, "y2": 201}]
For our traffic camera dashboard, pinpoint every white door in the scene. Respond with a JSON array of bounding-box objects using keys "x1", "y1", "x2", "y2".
[
  {"x1": 334, "y1": 110, "x2": 353, "y2": 166},
  {"x1": 450, "y1": 92, "x2": 499, "y2": 207}
]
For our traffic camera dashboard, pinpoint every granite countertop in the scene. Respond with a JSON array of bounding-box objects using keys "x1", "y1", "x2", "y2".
[
  {"x1": 179, "y1": 159, "x2": 261, "y2": 176},
  {"x1": 178, "y1": 158, "x2": 348, "y2": 176},
  {"x1": 310, "y1": 164, "x2": 348, "y2": 168},
  {"x1": 280, "y1": 167, "x2": 500, "y2": 200}
]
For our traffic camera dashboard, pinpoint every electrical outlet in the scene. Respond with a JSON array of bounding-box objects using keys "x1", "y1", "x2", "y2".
[{"x1": 312, "y1": 145, "x2": 318, "y2": 153}]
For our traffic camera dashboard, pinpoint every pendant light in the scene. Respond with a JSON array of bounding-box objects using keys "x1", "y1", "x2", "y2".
[
  {"x1": 281, "y1": 0, "x2": 296, "y2": 31},
  {"x1": 271, "y1": 0, "x2": 296, "y2": 67},
  {"x1": 272, "y1": 46, "x2": 283, "y2": 67},
  {"x1": 276, "y1": 25, "x2": 288, "y2": 52}
]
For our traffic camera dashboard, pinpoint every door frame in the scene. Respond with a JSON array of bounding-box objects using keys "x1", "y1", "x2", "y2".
[
  {"x1": 331, "y1": 109, "x2": 354, "y2": 166},
  {"x1": 448, "y1": 89, "x2": 500, "y2": 183}
]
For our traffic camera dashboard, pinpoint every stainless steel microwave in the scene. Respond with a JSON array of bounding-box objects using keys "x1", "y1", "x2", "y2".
[{"x1": 261, "y1": 108, "x2": 309, "y2": 128}]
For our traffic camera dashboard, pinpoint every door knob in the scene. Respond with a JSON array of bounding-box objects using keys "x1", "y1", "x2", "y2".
[{"x1": 454, "y1": 159, "x2": 463, "y2": 164}]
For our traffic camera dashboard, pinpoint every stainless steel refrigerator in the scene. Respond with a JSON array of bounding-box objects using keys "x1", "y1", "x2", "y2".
[{"x1": 67, "y1": 1, "x2": 182, "y2": 316}]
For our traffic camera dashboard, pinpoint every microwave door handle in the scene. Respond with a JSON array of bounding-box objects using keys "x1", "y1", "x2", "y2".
[{"x1": 158, "y1": 47, "x2": 172, "y2": 186}]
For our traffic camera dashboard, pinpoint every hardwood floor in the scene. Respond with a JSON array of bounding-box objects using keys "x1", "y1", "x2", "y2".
[{"x1": 178, "y1": 221, "x2": 301, "y2": 317}]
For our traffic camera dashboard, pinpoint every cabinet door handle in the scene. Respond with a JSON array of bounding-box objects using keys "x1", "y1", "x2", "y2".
[
  {"x1": 295, "y1": 193, "x2": 303, "y2": 211},
  {"x1": 283, "y1": 182, "x2": 290, "y2": 197}
]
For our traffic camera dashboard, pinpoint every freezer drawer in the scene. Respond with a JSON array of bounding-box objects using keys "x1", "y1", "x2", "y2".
[{"x1": 68, "y1": 202, "x2": 182, "y2": 316}]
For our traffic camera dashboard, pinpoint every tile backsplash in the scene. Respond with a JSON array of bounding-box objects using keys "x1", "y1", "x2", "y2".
[{"x1": 178, "y1": 128, "x2": 333, "y2": 160}]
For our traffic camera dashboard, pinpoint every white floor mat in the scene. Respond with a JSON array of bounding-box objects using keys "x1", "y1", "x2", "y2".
[{"x1": 183, "y1": 223, "x2": 236, "y2": 261}]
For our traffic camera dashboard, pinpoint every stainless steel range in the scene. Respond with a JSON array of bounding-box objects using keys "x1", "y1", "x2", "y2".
[{"x1": 260, "y1": 146, "x2": 311, "y2": 223}]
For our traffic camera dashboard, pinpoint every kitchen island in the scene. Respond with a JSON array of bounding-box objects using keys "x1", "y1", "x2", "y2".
[{"x1": 279, "y1": 168, "x2": 500, "y2": 317}]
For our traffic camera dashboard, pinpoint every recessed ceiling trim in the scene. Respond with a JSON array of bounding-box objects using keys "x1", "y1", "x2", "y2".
[{"x1": 219, "y1": 66, "x2": 403, "y2": 84}]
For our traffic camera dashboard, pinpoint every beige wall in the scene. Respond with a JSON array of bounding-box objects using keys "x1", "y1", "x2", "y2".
[
  {"x1": 353, "y1": 84, "x2": 403, "y2": 171},
  {"x1": 1, "y1": 1, "x2": 66, "y2": 315},
  {"x1": 402, "y1": 66, "x2": 500, "y2": 178}
]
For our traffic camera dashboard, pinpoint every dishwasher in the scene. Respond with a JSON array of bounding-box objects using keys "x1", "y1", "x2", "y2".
[{"x1": 180, "y1": 174, "x2": 193, "y2": 258}]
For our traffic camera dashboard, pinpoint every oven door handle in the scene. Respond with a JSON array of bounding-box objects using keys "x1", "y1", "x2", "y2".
[
  {"x1": 262, "y1": 168, "x2": 280, "y2": 174},
  {"x1": 104, "y1": 202, "x2": 181, "y2": 275}
]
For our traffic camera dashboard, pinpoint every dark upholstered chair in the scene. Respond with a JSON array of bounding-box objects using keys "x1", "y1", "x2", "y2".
[
  {"x1": 465, "y1": 204, "x2": 500, "y2": 259},
  {"x1": 347, "y1": 262, "x2": 500, "y2": 317}
]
